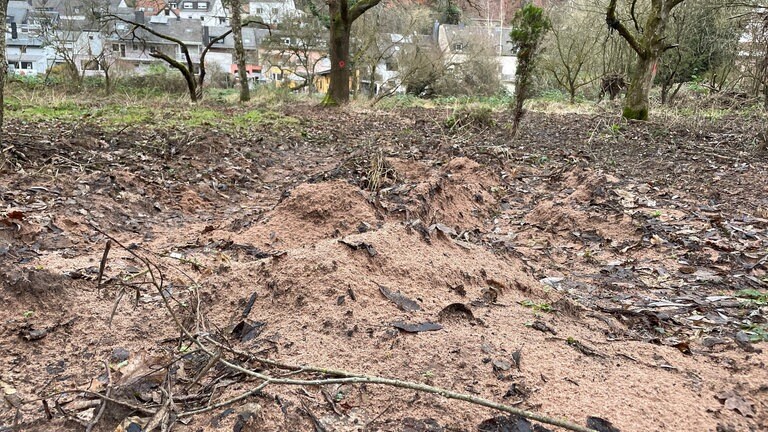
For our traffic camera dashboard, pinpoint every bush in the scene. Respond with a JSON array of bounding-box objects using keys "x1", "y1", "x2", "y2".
[{"x1": 116, "y1": 66, "x2": 190, "y2": 97}]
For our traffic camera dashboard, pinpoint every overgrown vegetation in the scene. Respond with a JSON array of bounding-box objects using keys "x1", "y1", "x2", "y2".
[{"x1": 509, "y1": 3, "x2": 551, "y2": 136}]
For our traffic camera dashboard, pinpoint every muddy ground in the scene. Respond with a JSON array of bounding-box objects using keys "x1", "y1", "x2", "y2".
[{"x1": 1, "y1": 102, "x2": 767, "y2": 432}]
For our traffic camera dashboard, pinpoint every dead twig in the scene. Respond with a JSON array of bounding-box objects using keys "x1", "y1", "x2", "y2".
[
  {"x1": 85, "y1": 361, "x2": 112, "y2": 432},
  {"x1": 97, "y1": 240, "x2": 112, "y2": 288}
]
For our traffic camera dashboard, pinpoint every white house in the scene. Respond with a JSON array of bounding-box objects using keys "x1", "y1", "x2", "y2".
[
  {"x1": 5, "y1": 1, "x2": 55, "y2": 76},
  {"x1": 437, "y1": 24, "x2": 517, "y2": 92},
  {"x1": 247, "y1": 0, "x2": 299, "y2": 24},
  {"x1": 175, "y1": 0, "x2": 228, "y2": 26}
]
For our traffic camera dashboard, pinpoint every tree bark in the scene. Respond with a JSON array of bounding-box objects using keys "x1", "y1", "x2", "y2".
[
  {"x1": 324, "y1": 0, "x2": 351, "y2": 106},
  {"x1": 624, "y1": 55, "x2": 655, "y2": 119},
  {"x1": 104, "y1": 66, "x2": 111, "y2": 95},
  {"x1": 227, "y1": 0, "x2": 250, "y2": 102},
  {"x1": 0, "y1": 0, "x2": 9, "y2": 146}
]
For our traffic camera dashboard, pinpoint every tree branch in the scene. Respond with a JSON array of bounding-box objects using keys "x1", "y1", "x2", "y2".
[
  {"x1": 349, "y1": 0, "x2": 383, "y2": 23},
  {"x1": 606, "y1": 0, "x2": 647, "y2": 58}
]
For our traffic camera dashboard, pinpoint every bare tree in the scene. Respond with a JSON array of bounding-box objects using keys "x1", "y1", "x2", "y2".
[
  {"x1": 606, "y1": 0, "x2": 686, "y2": 120},
  {"x1": 657, "y1": 2, "x2": 739, "y2": 103},
  {"x1": 104, "y1": 14, "x2": 268, "y2": 102},
  {"x1": 262, "y1": 15, "x2": 327, "y2": 93},
  {"x1": 542, "y1": 6, "x2": 601, "y2": 104},
  {"x1": 350, "y1": 3, "x2": 431, "y2": 98},
  {"x1": 37, "y1": 7, "x2": 92, "y2": 86}
]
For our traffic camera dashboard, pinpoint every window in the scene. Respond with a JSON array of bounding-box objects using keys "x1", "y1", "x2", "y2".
[
  {"x1": 113, "y1": 44, "x2": 126, "y2": 57},
  {"x1": 452, "y1": 42, "x2": 464, "y2": 51},
  {"x1": 132, "y1": 42, "x2": 138, "y2": 50},
  {"x1": 169, "y1": 2, "x2": 178, "y2": 8},
  {"x1": 282, "y1": 37, "x2": 290, "y2": 45},
  {"x1": 197, "y1": 2, "x2": 207, "y2": 9},
  {"x1": 21, "y1": 62, "x2": 33, "y2": 69},
  {"x1": 183, "y1": 2, "x2": 194, "y2": 8},
  {"x1": 218, "y1": 17, "x2": 226, "y2": 24},
  {"x1": 272, "y1": 7, "x2": 278, "y2": 15},
  {"x1": 19, "y1": 46, "x2": 26, "y2": 53},
  {"x1": 256, "y1": 7, "x2": 263, "y2": 14}
]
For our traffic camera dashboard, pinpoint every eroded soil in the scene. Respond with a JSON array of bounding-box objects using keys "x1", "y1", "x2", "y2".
[{"x1": 1, "y1": 103, "x2": 767, "y2": 432}]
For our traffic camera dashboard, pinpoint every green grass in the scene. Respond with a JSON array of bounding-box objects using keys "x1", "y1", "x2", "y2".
[
  {"x1": 4, "y1": 85, "x2": 302, "y2": 132},
  {"x1": 233, "y1": 109, "x2": 300, "y2": 129},
  {"x1": 6, "y1": 98, "x2": 88, "y2": 121}
]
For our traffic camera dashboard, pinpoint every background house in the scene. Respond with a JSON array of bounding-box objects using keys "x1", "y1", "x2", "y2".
[
  {"x1": 6, "y1": 1, "x2": 55, "y2": 75},
  {"x1": 437, "y1": 23, "x2": 516, "y2": 91},
  {"x1": 248, "y1": 0, "x2": 299, "y2": 25}
]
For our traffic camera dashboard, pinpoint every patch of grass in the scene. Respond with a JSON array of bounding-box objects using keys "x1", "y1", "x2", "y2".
[
  {"x1": 736, "y1": 289, "x2": 768, "y2": 306},
  {"x1": 518, "y1": 299, "x2": 552, "y2": 312},
  {"x1": 90, "y1": 105, "x2": 154, "y2": 127},
  {"x1": 444, "y1": 104, "x2": 496, "y2": 131},
  {"x1": 740, "y1": 324, "x2": 768, "y2": 342},
  {"x1": 375, "y1": 94, "x2": 435, "y2": 110},
  {"x1": 206, "y1": 88, "x2": 240, "y2": 103},
  {"x1": 523, "y1": 153, "x2": 550, "y2": 166},
  {"x1": 248, "y1": 85, "x2": 297, "y2": 108},
  {"x1": 182, "y1": 108, "x2": 221, "y2": 127},
  {"x1": 7, "y1": 99, "x2": 88, "y2": 121}
]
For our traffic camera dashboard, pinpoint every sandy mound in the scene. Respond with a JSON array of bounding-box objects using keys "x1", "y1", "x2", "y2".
[{"x1": 239, "y1": 180, "x2": 381, "y2": 249}]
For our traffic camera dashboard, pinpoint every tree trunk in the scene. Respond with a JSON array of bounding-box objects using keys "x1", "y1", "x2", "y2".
[
  {"x1": 369, "y1": 66, "x2": 376, "y2": 98},
  {"x1": 104, "y1": 67, "x2": 111, "y2": 95},
  {"x1": 0, "y1": 0, "x2": 9, "y2": 146},
  {"x1": 624, "y1": 55, "x2": 655, "y2": 120},
  {"x1": 322, "y1": 0, "x2": 381, "y2": 106},
  {"x1": 324, "y1": 2, "x2": 351, "y2": 106},
  {"x1": 660, "y1": 80, "x2": 669, "y2": 105},
  {"x1": 185, "y1": 70, "x2": 199, "y2": 102},
  {"x1": 228, "y1": 0, "x2": 250, "y2": 102}
]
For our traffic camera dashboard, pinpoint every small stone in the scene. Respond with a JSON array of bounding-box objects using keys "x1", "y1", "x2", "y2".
[
  {"x1": 111, "y1": 347, "x2": 130, "y2": 363},
  {"x1": 492, "y1": 359, "x2": 511, "y2": 372}
]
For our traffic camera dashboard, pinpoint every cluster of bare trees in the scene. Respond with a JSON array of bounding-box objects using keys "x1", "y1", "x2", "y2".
[{"x1": 538, "y1": 0, "x2": 768, "y2": 119}]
